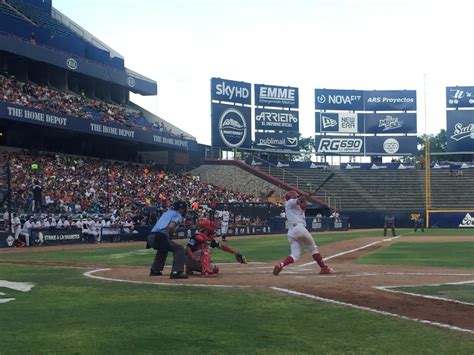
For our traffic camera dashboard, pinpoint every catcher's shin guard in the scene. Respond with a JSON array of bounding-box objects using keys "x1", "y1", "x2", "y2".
[{"x1": 200, "y1": 248, "x2": 212, "y2": 275}]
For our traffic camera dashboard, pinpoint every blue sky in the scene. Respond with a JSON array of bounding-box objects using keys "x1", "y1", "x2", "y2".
[{"x1": 52, "y1": 0, "x2": 474, "y2": 145}]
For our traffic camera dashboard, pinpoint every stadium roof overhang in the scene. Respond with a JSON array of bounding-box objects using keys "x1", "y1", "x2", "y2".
[{"x1": 0, "y1": 33, "x2": 157, "y2": 96}]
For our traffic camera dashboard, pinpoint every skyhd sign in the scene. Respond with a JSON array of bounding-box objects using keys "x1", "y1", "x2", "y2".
[
  {"x1": 211, "y1": 103, "x2": 251, "y2": 149},
  {"x1": 446, "y1": 110, "x2": 474, "y2": 153},
  {"x1": 254, "y1": 132, "x2": 299, "y2": 151},
  {"x1": 255, "y1": 84, "x2": 299, "y2": 108},
  {"x1": 255, "y1": 108, "x2": 299, "y2": 131},
  {"x1": 211, "y1": 78, "x2": 251, "y2": 105},
  {"x1": 315, "y1": 89, "x2": 417, "y2": 111}
]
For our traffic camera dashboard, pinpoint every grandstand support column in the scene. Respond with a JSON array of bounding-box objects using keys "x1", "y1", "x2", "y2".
[
  {"x1": 425, "y1": 137, "x2": 431, "y2": 227},
  {"x1": 6, "y1": 161, "x2": 12, "y2": 234}
]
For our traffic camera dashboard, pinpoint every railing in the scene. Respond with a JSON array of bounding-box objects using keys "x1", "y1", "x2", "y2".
[{"x1": 244, "y1": 156, "x2": 341, "y2": 209}]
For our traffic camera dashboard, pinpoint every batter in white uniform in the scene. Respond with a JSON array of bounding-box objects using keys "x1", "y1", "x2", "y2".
[
  {"x1": 220, "y1": 207, "x2": 230, "y2": 242},
  {"x1": 273, "y1": 191, "x2": 334, "y2": 276}
]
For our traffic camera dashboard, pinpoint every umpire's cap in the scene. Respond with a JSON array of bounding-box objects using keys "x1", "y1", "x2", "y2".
[{"x1": 173, "y1": 200, "x2": 187, "y2": 211}]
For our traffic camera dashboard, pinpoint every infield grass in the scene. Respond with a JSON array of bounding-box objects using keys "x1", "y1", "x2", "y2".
[
  {"x1": 0, "y1": 263, "x2": 473, "y2": 354},
  {"x1": 392, "y1": 284, "x2": 474, "y2": 304},
  {"x1": 357, "y1": 242, "x2": 474, "y2": 269}
]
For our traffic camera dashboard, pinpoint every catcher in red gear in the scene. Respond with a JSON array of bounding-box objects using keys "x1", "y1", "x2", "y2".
[{"x1": 185, "y1": 219, "x2": 246, "y2": 277}]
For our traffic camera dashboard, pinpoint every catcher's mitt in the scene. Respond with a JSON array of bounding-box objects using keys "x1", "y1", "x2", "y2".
[{"x1": 235, "y1": 253, "x2": 247, "y2": 264}]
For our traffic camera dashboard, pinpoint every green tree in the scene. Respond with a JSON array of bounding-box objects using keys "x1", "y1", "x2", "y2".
[{"x1": 417, "y1": 129, "x2": 448, "y2": 157}]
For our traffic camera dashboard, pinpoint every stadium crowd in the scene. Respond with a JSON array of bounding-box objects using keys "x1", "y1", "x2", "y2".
[
  {"x1": 0, "y1": 74, "x2": 182, "y2": 136},
  {"x1": 3, "y1": 150, "x2": 262, "y2": 222}
]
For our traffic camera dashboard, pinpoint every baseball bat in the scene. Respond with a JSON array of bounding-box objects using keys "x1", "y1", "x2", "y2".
[{"x1": 308, "y1": 172, "x2": 336, "y2": 196}]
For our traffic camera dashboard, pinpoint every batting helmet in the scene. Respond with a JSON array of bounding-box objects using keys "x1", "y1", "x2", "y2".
[{"x1": 285, "y1": 191, "x2": 299, "y2": 201}]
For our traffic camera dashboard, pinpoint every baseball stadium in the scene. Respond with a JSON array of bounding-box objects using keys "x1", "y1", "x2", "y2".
[{"x1": 0, "y1": 1, "x2": 473, "y2": 354}]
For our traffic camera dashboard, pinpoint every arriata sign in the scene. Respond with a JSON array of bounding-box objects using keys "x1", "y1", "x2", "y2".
[
  {"x1": 255, "y1": 108, "x2": 299, "y2": 131},
  {"x1": 255, "y1": 84, "x2": 299, "y2": 108},
  {"x1": 211, "y1": 78, "x2": 251, "y2": 105}
]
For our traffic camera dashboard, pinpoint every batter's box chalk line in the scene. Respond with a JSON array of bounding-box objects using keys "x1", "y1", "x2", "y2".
[
  {"x1": 271, "y1": 287, "x2": 474, "y2": 334},
  {"x1": 83, "y1": 268, "x2": 250, "y2": 288}
]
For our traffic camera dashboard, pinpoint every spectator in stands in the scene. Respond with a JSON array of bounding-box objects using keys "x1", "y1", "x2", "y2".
[
  {"x1": 30, "y1": 32, "x2": 36, "y2": 44},
  {"x1": 31, "y1": 180, "x2": 42, "y2": 213}
]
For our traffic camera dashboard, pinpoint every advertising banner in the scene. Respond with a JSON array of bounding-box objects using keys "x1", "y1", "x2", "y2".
[
  {"x1": 211, "y1": 77, "x2": 252, "y2": 105},
  {"x1": 429, "y1": 211, "x2": 474, "y2": 228},
  {"x1": 363, "y1": 113, "x2": 417, "y2": 133},
  {"x1": 30, "y1": 228, "x2": 82, "y2": 246},
  {"x1": 364, "y1": 90, "x2": 417, "y2": 111},
  {"x1": 365, "y1": 136, "x2": 417, "y2": 155},
  {"x1": 315, "y1": 135, "x2": 417, "y2": 155},
  {"x1": 315, "y1": 89, "x2": 416, "y2": 111},
  {"x1": 0, "y1": 103, "x2": 197, "y2": 151},
  {"x1": 446, "y1": 110, "x2": 474, "y2": 153},
  {"x1": 315, "y1": 89, "x2": 364, "y2": 111},
  {"x1": 315, "y1": 112, "x2": 363, "y2": 133},
  {"x1": 340, "y1": 163, "x2": 416, "y2": 170},
  {"x1": 245, "y1": 157, "x2": 328, "y2": 169},
  {"x1": 255, "y1": 108, "x2": 299, "y2": 131},
  {"x1": 315, "y1": 135, "x2": 365, "y2": 155},
  {"x1": 254, "y1": 132, "x2": 299, "y2": 151},
  {"x1": 255, "y1": 84, "x2": 299, "y2": 108},
  {"x1": 211, "y1": 103, "x2": 251, "y2": 149},
  {"x1": 446, "y1": 87, "x2": 474, "y2": 108}
]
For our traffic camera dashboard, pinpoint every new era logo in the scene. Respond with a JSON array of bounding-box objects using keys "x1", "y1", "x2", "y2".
[{"x1": 322, "y1": 116, "x2": 337, "y2": 128}]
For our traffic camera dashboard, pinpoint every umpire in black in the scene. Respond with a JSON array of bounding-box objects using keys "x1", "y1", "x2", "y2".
[
  {"x1": 383, "y1": 212, "x2": 396, "y2": 237},
  {"x1": 147, "y1": 201, "x2": 188, "y2": 279},
  {"x1": 414, "y1": 214, "x2": 425, "y2": 232}
]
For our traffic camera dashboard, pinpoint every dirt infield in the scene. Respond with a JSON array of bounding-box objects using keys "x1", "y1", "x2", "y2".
[{"x1": 2, "y1": 235, "x2": 474, "y2": 333}]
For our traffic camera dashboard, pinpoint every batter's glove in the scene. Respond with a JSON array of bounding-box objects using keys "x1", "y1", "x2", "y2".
[{"x1": 235, "y1": 253, "x2": 247, "y2": 264}]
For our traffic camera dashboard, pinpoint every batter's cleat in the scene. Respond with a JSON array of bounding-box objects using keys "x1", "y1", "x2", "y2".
[
  {"x1": 149, "y1": 270, "x2": 163, "y2": 276},
  {"x1": 170, "y1": 272, "x2": 189, "y2": 279},
  {"x1": 319, "y1": 266, "x2": 335, "y2": 275},
  {"x1": 273, "y1": 263, "x2": 283, "y2": 276}
]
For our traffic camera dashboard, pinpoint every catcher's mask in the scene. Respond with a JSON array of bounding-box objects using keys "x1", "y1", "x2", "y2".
[{"x1": 198, "y1": 219, "x2": 216, "y2": 234}]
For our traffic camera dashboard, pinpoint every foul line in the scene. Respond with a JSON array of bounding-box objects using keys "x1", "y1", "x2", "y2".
[
  {"x1": 298, "y1": 231, "x2": 413, "y2": 268},
  {"x1": 271, "y1": 287, "x2": 474, "y2": 334},
  {"x1": 83, "y1": 269, "x2": 249, "y2": 289},
  {"x1": 375, "y1": 285, "x2": 474, "y2": 307}
]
